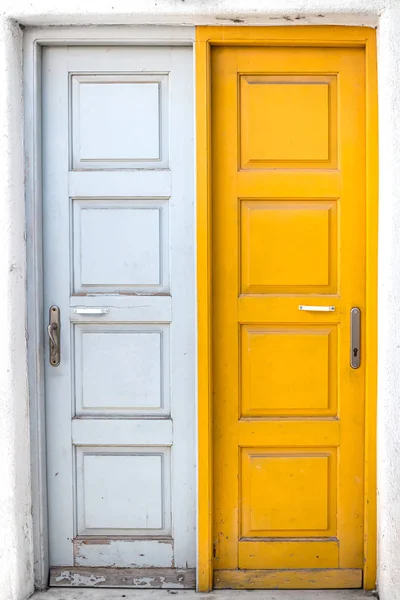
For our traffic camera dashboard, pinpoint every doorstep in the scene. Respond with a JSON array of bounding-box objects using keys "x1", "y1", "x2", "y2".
[{"x1": 30, "y1": 589, "x2": 375, "y2": 600}]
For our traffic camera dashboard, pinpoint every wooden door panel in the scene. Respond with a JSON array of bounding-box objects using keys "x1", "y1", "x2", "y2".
[
  {"x1": 241, "y1": 325, "x2": 338, "y2": 417},
  {"x1": 240, "y1": 74, "x2": 338, "y2": 169},
  {"x1": 239, "y1": 540, "x2": 339, "y2": 570},
  {"x1": 241, "y1": 200, "x2": 338, "y2": 294},
  {"x1": 43, "y1": 46, "x2": 196, "y2": 587},
  {"x1": 240, "y1": 448, "x2": 337, "y2": 537},
  {"x1": 212, "y1": 45, "x2": 365, "y2": 588}
]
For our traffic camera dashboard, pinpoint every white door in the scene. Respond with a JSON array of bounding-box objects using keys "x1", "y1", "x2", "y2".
[{"x1": 42, "y1": 45, "x2": 195, "y2": 588}]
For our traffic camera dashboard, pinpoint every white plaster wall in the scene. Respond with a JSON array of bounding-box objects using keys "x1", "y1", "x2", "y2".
[
  {"x1": 377, "y1": 7, "x2": 400, "y2": 600},
  {"x1": 1, "y1": 2, "x2": 400, "y2": 600},
  {"x1": 0, "y1": 1, "x2": 386, "y2": 27},
  {"x1": 0, "y1": 17, "x2": 33, "y2": 600}
]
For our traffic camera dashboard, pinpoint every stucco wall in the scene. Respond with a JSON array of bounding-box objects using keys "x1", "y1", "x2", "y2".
[
  {"x1": 0, "y1": 0, "x2": 387, "y2": 26},
  {"x1": 377, "y1": 7, "x2": 400, "y2": 600},
  {"x1": 1, "y1": 2, "x2": 400, "y2": 600},
  {"x1": 0, "y1": 17, "x2": 33, "y2": 600}
]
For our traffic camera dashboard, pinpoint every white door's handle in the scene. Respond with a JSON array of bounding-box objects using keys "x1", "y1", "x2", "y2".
[
  {"x1": 298, "y1": 305, "x2": 335, "y2": 312},
  {"x1": 48, "y1": 305, "x2": 60, "y2": 366},
  {"x1": 73, "y1": 308, "x2": 110, "y2": 315}
]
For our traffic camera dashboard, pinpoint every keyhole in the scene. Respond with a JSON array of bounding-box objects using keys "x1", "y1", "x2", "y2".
[{"x1": 353, "y1": 347, "x2": 358, "y2": 358}]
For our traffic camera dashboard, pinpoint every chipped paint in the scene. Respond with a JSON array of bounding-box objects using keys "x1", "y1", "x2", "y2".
[
  {"x1": 132, "y1": 578, "x2": 154, "y2": 588},
  {"x1": 50, "y1": 567, "x2": 196, "y2": 588},
  {"x1": 74, "y1": 539, "x2": 174, "y2": 568},
  {"x1": 160, "y1": 579, "x2": 186, "y2": 589}
]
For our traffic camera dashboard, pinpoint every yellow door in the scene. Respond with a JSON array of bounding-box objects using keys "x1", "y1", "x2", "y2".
[{"x1": 212, "y1": 45, "x2": 366, "y2": 589}]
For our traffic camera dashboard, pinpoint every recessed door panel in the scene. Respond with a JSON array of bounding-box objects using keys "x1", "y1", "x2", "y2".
[
  {"x1": 240, "y1": 73, "x2": 338, "y2": 169},
  {"x1": 240, "y1": 325, "x2": 337, "y2": 417},
  {"x1": 241, "y1": 200, "x2": 338, "y2": 294}
]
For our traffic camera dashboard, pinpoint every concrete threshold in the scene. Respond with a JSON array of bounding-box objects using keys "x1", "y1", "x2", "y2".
[{"x1": 31, "y1": 590, "x2": 375, "y2": 600}]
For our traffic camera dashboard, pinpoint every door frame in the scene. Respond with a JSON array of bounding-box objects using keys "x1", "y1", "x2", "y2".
[
  {"x1": 23, "y1": 25, "x2": 196, "y2": 591},
  {"x1": 196, "y1": 25, "x2": 378, "y2": 592}
]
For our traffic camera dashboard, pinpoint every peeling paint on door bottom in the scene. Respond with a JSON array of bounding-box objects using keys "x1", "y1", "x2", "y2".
[
  {"x1": 50, "y1": 567, "x2": 196, "y2": 588},
  {"x1": 73, "y1": 538, "x2": 174, "y2": 568}
]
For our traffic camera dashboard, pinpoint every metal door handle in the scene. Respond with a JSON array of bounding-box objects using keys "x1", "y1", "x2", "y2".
[
  {"x1": 350, "y1": 307, "x2": 361, "y2": 369},
  {"x1": 298, "y1": 305, "x2": 335, "y2": 312},
  {"x1": 48, "y1": 305, "x2": 60, "y2": 366},
  {"x1": 73, "y1": 307, "x2": 109, "y2": 315},
  {"x1": 47, "y1": 323, "x2": 57, "y2": 347}
]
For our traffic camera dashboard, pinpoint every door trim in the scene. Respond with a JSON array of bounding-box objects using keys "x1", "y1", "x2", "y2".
[
  {"x1": 24, "y1": 25, "x2": 195, "y2": 591},
  {"x1": 195, "y1": 25, "x2": 378, "y2": 592}
]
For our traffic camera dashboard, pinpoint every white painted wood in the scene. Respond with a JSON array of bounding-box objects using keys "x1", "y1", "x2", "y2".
[
  {"x1": 42, "y1": 44, "x2": 195, "y2": 575},
  {"x1": 43, "y1": 46, "x2": 74, "y2": 567},
  {"x1": 73, "y1": 539, "x2": 174, "y2": 568},
  {"x1": 72, "y1": 74, "x2": 169, "y2": 169},
  {"x1": 50, "y1": 566, "x2": 195, "y2": 588},
  {"x1": 167, "y1": 46, "x2": 196, "y2": 570},
  {"x1": 69, "y1": 171, "x2": 171, "y2": 197},
  {"x1": 74, "y1": 324, "x2": 170, "y2": 416},
  {"x1": 72, "y1": 198, "x2": 169, "y2": 294},
  {"x1": 23, "y1": 27, "x2": 195, "y2": 47},
  {"x1": 76, "y1": 447, "x2": 171, "y2": 536},
  {"x1": 72, "y1": 419, "x2": 173, "y2": 446},
  {"x1": 24, "y1": 38, "x2": 50, "y2": 590},
  {"x1": 25, "y1": 26, "x2": 195, "y2": 592},
  {"x1": 69, "y1": 302, "x2": 172, "y2": 324}
]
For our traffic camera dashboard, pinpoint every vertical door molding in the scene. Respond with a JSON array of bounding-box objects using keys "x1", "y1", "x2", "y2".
[{"x1": 195, "y1": 32, "x2": 213, "y2": 593}]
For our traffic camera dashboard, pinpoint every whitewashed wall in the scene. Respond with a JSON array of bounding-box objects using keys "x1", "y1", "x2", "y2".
[
  {"x1": 1, "y1": 2, "x2": 400, "y2": 600},
  {"x1": 0, "y1": 18, "x2": 33, "y2": 600},
  {"x1": 377, "y1": 8, "x2": 400, "y2": 600}
]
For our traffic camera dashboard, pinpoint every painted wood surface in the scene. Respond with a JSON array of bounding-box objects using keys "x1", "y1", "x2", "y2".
[
  {"x1": 213, "y1": 569, "x2": 362, "y2": 590},
  {"x1": 210, "y1": 44, "x2": 366, "y2": 588},
  {"x1": 195, "y1": 25, "x2": 377, "y2": 594},
  {"x1": 42, "y1": 45, "x2": 195, "y2": 579},
  {"x1": 50, "y1": 567, "x2": 196, "y2": 588}
]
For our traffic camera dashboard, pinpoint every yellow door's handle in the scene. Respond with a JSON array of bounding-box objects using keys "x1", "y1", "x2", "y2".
[{"x1": 298, "y1": 305, "x2": 335, "y2": 312}]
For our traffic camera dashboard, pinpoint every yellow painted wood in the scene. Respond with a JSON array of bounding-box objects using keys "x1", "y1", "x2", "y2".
[
  {"x1": 241, "y1": 325, "x2": 338, "y2": 417},
  {"x1": 240, "y1": 74, "x2": 338, "y2": 169},
  {"x1": 363, "y1": 29, "x2": 378, "y2": 591},
  {"x1": 237, "y1": 170, "x2": 341, "y2": 198},
  {"x1": 195, "y1": 34, "x2": 213, "y2": 593},
  {"x1": 212, "y1": 43, "x2": 365, "y2": 585},
  {"x1": 240, "y1": 200, "x2": 338, "y2": 295},
  {"x1": 214, "y1": 569, "x2": 362, "y2": 590},
  {"x1": 196, "y1": 26, "x2": 377, "y2": 592},
  {"x1": 196, "y1": 25, "x2": 374, "y2": 45},
  {"x1": 238, "y1": 420, "x2": 340, "y2": 448},
  {"x1": 240, "y1": 448, "x2": 337, "y2": 538},
  {"x1": 239, "y1": 540, "x2": 339, "y2": 570},
  {"x1": 238, "y1": 296, "x2": 341, "y2": 324}
]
